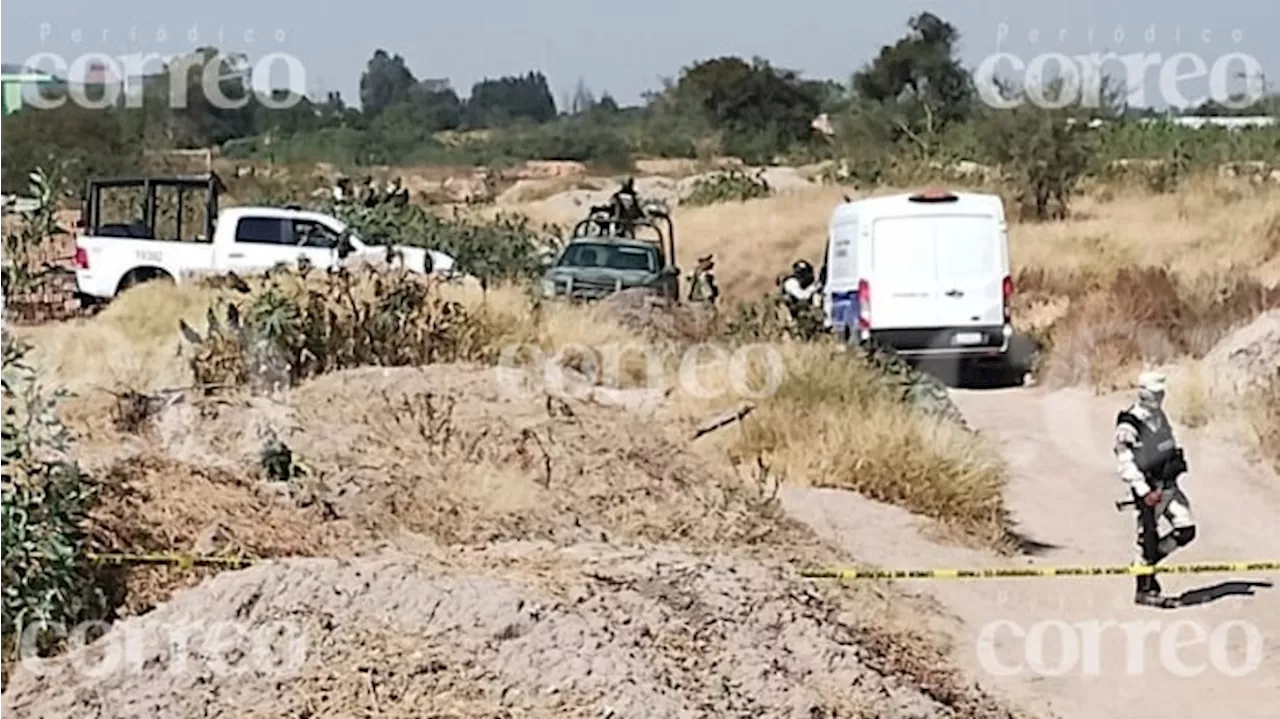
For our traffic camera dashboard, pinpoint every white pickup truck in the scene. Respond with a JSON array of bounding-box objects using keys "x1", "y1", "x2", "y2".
[{"x1": 74, "y1": 204, "x2": 458, "y2": 301}]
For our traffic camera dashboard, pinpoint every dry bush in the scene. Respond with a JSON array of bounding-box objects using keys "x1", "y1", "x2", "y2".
[
  {"x1": 183, "y1": 265, "x2": 499, "y2": 391},
  {"x1": 88, "y1": 452, "x2": 366, "y2": 616},
  {"x1": 1162, "y1": 360, "x2": 1213, "y2": 429},
  {"x1": 726, "y1": 344, "x2": 1010, "y2": 542},
  {"x1": 1037, "y1": 266, "x2": 1278, "y2": 388},
  {"x1": 190, "y1": 366, "x2": 804, "y2": 550}
]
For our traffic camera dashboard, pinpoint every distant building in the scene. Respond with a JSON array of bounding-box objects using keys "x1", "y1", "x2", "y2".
[
  {"x1": 419, "y1": 78, "x2": 451, "y2": 93},
  {"x1": 1156, "y1": 115, "x2": 1276, "y2": 130},
  {"x1": 1, "y1": 64, "x2": 57, "y2": 114}
]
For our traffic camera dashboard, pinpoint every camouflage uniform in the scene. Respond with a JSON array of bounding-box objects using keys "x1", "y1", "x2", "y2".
[
  {"x1": 687, "y1": 255, "x2": 719, "y2": 305},
  {"x1": 1115, "y1": 371, "x2": 1195, "y2": 608}
]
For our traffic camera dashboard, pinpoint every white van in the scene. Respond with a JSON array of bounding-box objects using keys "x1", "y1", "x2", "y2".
[{"x1": 823, "y1": 188, "x2": 1013, "y2": 365}]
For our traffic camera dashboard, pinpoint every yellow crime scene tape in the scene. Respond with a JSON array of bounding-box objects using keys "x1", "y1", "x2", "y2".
[
  {"x1": 87, "y1": 552, "x2": 259, "y2": 569},
  {"x1": 84, "y1": 552, "x2": 1280, "y2": 581},
  {"x1": 799, "y1": 560, "x2": 1280, "y2": 581}
]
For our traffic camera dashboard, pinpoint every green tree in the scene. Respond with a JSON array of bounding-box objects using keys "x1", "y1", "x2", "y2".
[
  {"x1": 851, "y1": 12, "x2": 973, "y2": 141},
  {"x1": 465, "y1": 71, "x2": 558, "y2": 127},
  {"x1": 359, "y1": 50, "x2": 418, "y2": 119},
  {"x1": 671, "y1": 56, "x2": 823, "y2": 162},
  {"x1": 413, "y1": 86, "x2": 464, "y2": 131},
  {"x1": 976, "y1": 80, "x2": 1100, "y2": 220},
  {"x1": 596, "y1": 92, "x2": 620, "y2": 114},
  {"x1": 569, "y1": 78, "x2": 596, "y2": 115}
]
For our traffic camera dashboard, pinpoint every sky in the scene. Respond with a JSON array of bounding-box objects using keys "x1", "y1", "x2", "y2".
[{"x1": 2, "y1": 0, "x2": 1275, "y2": 110}]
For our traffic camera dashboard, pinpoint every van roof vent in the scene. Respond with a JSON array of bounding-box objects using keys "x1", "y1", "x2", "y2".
[{"x1": 908, "y1": 188, "x2": 958, "y2": 203}]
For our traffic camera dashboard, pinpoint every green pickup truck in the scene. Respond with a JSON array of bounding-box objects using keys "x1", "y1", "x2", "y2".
[{"x1": 540, "y1": 200, "x2": 679, "y2": 302}]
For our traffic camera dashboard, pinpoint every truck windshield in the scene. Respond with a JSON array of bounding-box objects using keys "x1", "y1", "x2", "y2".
[{"x1": 558, "y1": 242, "x2": 658, "y2": 272}]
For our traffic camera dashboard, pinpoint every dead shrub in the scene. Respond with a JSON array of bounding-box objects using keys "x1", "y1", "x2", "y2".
[
  {"x1": 728, "y1": 346, "x2": 1011, "y2": 543},
  {"x1": 1037, "y1": 265, "x2": 1279, "y2": 387},
  {"x1": 89, "y1": 453, "x2": 363, "y2": 616},
  {"x1": 181, "y1": 265, "x2": 496, "y2": 391}
]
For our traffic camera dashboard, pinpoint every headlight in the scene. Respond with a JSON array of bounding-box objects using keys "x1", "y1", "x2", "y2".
[{"x1": 541, "y1": 278, "x2": 557, "y2": 297}]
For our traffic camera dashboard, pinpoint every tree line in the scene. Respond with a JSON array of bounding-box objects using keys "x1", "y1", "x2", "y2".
[{"x1": 3, "y1": 11, "x2": 1278, "y2": 204}]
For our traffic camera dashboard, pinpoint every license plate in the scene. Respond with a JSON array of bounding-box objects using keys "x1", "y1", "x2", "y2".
[{"x1": 953, "y1": 332, "x2": 984, "y2": 346}]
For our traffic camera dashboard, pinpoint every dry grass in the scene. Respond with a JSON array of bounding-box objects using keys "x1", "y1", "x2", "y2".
[
  {"x1": 20, "y1": 172, "x2": 1277, "y2": 547},
  {"x1": 508, "y1": 173, "x2": 1280, "y2": 308},
  {"x1": 1027, "y1": 266, "x2": 1277, "y2": 389},
  {"x1": 1016, "y1": 178, "x2": 1280, "y2": 285},
  {"x1": 11, "y1": 269, "x2": 1012, "y2": 544},
  {"x1": 11, "y1": 282, "x2": 214, "y2": 389},
  {"x1": 720, "y1": 344, "x2": 1010, "y2": 542}
]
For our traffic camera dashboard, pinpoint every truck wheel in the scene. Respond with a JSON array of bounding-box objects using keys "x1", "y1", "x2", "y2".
[{"x1": 117, "y1": 268, "x2": 174, "y2": 295}]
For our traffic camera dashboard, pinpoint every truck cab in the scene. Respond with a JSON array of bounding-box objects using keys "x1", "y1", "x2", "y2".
[{"x1": 541, "y1": 198, "x2": 680, "y2": 302}]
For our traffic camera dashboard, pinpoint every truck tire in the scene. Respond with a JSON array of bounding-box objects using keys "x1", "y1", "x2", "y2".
[{"x1": 116, "y1": 267, "x2": 174, "y2": 295}]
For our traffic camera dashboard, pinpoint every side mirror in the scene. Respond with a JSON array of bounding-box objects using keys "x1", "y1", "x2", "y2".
[{"x1": 336, "y1": 232, "x2": 354, "y2": 259}]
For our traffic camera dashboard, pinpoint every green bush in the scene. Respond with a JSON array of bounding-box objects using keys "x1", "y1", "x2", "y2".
[
  {"x1": 1, "y1": 337, "x2": 103, "y2": 647},
  {"x1": 682, "y1": 168, "x2": 774, "y2": 206},
  {"x1": 184, "y1": 265, "x2": 496, "y2": 391},
  {"x1": 329, "y1": 199, "x2": 563, "y2": 288}
]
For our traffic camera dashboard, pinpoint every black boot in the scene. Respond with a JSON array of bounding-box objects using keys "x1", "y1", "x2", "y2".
[{"x1": 1135, "y1": 573, "x2": 1178, "y2": 609}]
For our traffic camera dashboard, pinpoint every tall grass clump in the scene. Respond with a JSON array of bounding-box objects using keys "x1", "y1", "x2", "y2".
[{"x1": 727, "y1": 343, "x2": 1010, "y2": 543}]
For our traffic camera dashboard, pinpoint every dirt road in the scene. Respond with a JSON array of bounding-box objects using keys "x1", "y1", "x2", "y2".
[{"x1": 782, "y1": 385, "x2": 1279, "y2": 719}]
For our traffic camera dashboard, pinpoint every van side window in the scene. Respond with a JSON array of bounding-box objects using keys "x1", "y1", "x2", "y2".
[{"x1": 234, "y1": 217, "x2": 292, "y2": 245}]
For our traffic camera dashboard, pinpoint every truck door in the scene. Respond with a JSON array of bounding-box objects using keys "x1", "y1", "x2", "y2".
[{"x1": 218, "y1": 217, "x2": 339, "y2": 274}]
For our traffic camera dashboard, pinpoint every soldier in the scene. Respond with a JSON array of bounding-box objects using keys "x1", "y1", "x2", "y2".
[
  {"x1": 779, "y1": 259, "x2": 825, "y2": 338},
  {"x1": 610, "y1": 177, "x2": 644, "y2": 236},
  {"x1": 361, "y1": 175, "x2": 379, "y2": 207},
  {"x1": 387, "y1": 176, "x2": 409, "y2": 206},
  {"x1": 687, "y1": 254, "x2": 719, "y2": 305},
  {"x1": 332, "y1": 174, "x2": 352, "y2": 203},
  {"x1": 1115, "y1": 370, "x2": 1196, "y2": 608}
]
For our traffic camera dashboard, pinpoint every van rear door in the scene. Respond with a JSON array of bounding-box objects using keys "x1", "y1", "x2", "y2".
[
  {"x1": 933, "y1": 215, "x2": 1004, "y2": 329},
  {"x1": 825, "y1": 219, "x2": 859, "y2": 330},
  {"x1": 869, "y1": 216, "x2": 938, "y2": 328}
]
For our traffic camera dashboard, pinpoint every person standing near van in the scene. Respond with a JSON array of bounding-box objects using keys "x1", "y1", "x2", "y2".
[
  {"x1": 780, "y1": 259, "x2": 825, "y2": 337},
  {"x1": 1114, "y1": 370, "x2": 1196, "y2": 608},
  {"x1": 780, "y1": 260, "x2": 821, "y2": 308}
]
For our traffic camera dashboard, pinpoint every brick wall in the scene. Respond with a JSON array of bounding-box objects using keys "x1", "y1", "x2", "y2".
[{"x1": 3, "y1": 232, "x2": 85, "y2": 323}]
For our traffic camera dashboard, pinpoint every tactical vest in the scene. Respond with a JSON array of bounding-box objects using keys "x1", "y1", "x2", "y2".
[{"x1": 1116, "y1": 407, "x2": 1180, "y2": 482}]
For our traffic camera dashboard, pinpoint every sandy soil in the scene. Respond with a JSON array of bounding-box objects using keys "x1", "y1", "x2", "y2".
[
  {"x1": 782, "y1": 385, "x2": 1280, "y2": 719},
  {"x1": 0, "y1": 364, "x2": 1023, "y2": 719},
  {"x1": 1, "y1": 545, "x2": 1020, "y2": 718}
]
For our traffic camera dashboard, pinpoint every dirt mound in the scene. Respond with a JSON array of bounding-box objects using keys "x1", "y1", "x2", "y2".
[
  {"x1": 89, "y1": 454, "x2": 372, "y2": 616},
  {"x1": 600, "y1": 288, "x2": 717, "y2": 341},
  {"x1": 111, "y1": 364, "x2": 800, "y2": 553},
  {"x1": 1201, "y1": 308, "x2": 1280, "y2": 397},
  {"x1": 3, "y1": 545, "x2": 1017, "y2": 718}
]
